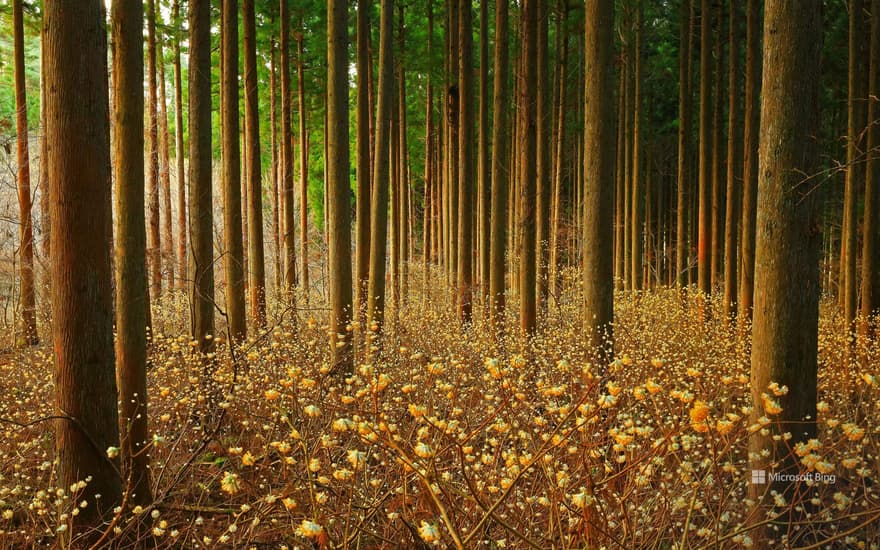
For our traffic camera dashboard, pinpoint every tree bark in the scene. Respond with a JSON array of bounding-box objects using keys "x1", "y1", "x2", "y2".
[
  {"x1": 456, "y1": 0, "x2": 475, "y2": 324},
  {"x1": 723, "y1": 0, "x2": 741, "y2": 319},
  {"x1": 356, "y1": 0, "x2": 372, "y2": 326},
  {"x1": 13, "y1": 0, "x2": 37, "y2": 346},
  {"x1": 748, "y1": 0, "x2": 822, "y2": 538},
  {"x1": 111, "y1": 0, "x2": 152, "y2": 509},
  {"x1": 697, "y1": 0, "x2": 713, "y2": 297},
  {"x1": 281, "y1": 0, "x2": 298, "y2": 296},
  {"x1": 677, "y1": 0, "x2": 693, "y2": 289},
  {"x1": 519, "y1": 0, "x2": 538, "y2": 336},
  {"x1": 478, "y1": 0, "x2": 490, "y2": 309},
  {"x1": 147, "y1": 0, "x2": 162, "y2": 298},
  {"x1": 489, "y1": 0, "x2": 510, "y2": 332},
  {"x1": 189, "y1": 0, "x2": 215, "y2": 355},
  {"x1": 298, "y1": 20, "x2": 310, "y2": 303},
  {"x1": 536, "y1": 0, "x2": 551, "y2": 311},
  {"x1": 631, "y1": 1, "x2": 643, "y2": 292},
  {"x1": 172, "y1": 0, "x2": 187, "y2": 291},
  {"x1": 583, "y1": 0, "x2": 616, "y2": 365},
  {"x1": 861, "y1": 0, "x2": 880, "y2": 333},
  {"x1": 45, "y1": 0, "x2": 122, "y2": 537},
  {"x1": 157, "y1": 26, "x2": 175, "y2": 290}
]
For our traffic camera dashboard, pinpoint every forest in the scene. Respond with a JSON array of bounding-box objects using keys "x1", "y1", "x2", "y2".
[{"x1": 0, "y1": 0, "x2": 877, "y2": 547}]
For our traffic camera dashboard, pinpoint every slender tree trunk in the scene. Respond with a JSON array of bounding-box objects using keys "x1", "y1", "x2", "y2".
[
  {"x1": 327, "y1": 0, "x2": 354, "y2": 375},
  {"x1": 173, "y1": 0, "x2": 187, "y2": 291},
  {"x1": 583, "y1": 0, "x2": 616, "y2": 365},
  {"x1": 424, "y1": 0, "x2": 435, "y2": 294},
  {"x1": 281, "y1": 0, "x2": 298, "y2": 296},
  {"x1": 221, "y1": 0, "x2": 246, "y2": 342},
  {"x1": 190, "y1": 0, "x2": 215, "y2": 355},
  {"x1": 45, "y1": 0, "x2": 122, "y2": 537},
  {"x1": 243, "y1": 0, "x2": 266, "y2": 326},
  {"x1": 616, "y1": 68, "x2": 626, "y2": 289},
  {"x1": 367, "y1": 0, "x2": 394, "y2": 339},
  {"x1": 356, "y1": 0, "x2": 372, "y2": 326},
  {"x1": 723, "y1": 0, "x2": 741, "y2": 318},
  {"x1": 861, "y1": 0, "x2": 880, "y2": 333},
  {"x1": 631, "y1": 0, "x2": 643, "y2": 292},
  {"x1": 748, "y1": 0, "x2": 822, "y2": 540},
  {"x1": 399, "y1": 4, "x2": 410, "y2": 305},
  {"x1": 111, "y1": 0, "x2": 152, "y2": 509},
  {"x1": 697, "y1": 0, "x2": 713, "y2": 297},
  {"x1": 677, "y1": 0, "x2": 693, "y2": 289},
  {"x1": 297, "y1": 20, "x2": 310, "y2": 303},
  {"x1": 457, "y1": 0, "x2": 475, "y2": 323},
  {"x1": 489, "y1": 0, "x2": 509, "y2": 331},
  {"x1": 270, "y1": 34, "x2": 281, "y2": 292},
  {"x1": 623, "y1": 23, "x2": 632, "y2": 292},
  {"x1": 147, "y1": 0, "x2": 162, "y2": 299},
  {"x1": 739, "y1": 0, "x2": 761, "y2": 321},
  {"x1": 157, "y1": 29, "x2": 175, "y2": 290},
  {"x1": 710, "y1": 2, "x2": 724, "y2": 291},
  {"x1": 39, "y1": 43, "x2": 50, "y2": 263},
  {"x1": 520, "y1": 0, "x2": 538, "y2": 336},
  {"x1": 550, "y1": 6, "x2": 568, "y2": 301},
  {"x1": 13, "y1": 0, "x2": 37, "y2": 346},
  {"x1": 478, "y1": 0, "x2": 490, "y2": 309},
  {"x1": 536, "y1": 0, "x2": 551, "y2": 311}
]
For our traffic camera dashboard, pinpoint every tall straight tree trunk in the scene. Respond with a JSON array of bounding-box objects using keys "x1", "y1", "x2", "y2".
[
  {"x1": 157, "y1": 31, "x2": 175, "y2": 289},
  {"x1": 424, "y1": 0, "x2": 435, "y2": 291},
  {"x1": 536, "y1": 0, "x2": 551, "y2": 311},
  {"x1": 723, "y1": 0, "x2": 741, "y2": 318},
  {"x1": 697, "y1": 0, "x2": 713, "y2": 297},
  {"x1": 173, "y1": 0, "x2": 187, "y2": 291},
  {"x1": 297, "y1": 20, "x2": 310, "y2": 302},
  {"x1": 489, "y1": 0, "x2": 509, "y2": 331},
  {"x1": 244, "y1": 0, "x2": 266, "y2": 326},
  {"x1": 710, "y1": 2, "x2": 724, "y2": 291},
  {"x1": 549, "y1": 10, "x2": 568, "y2": 299},
  {"x1": 45, "y1": 0, "x2": 122, "y2": 537},
  {"x1": 39, "y1": 44, "x2": 50, "y2": 262},
  {"x1": 327, "y1": 0, "x2": 354, "y2": 375},
  {"x1": 478, "y1": 0, "x2": 490, "y2": 308},
  {"x1": 739, "y1": 0, "x2": 761, "y2": 322},
  {"x1": 270, "y1": 34, "x2": 281, "y2": 291},
  {"x1": 281, "y1": 0, "x2": 298, "y2": 296},
  {"x1": 147, "y1": 0, "x2": 162, "y2": 298},
  {"x1": 13, "y1": 0, "x2": 37, "y2": 346},
  {"x1": 843, "y1": 0, "x2": 868, "y2": 329},
  {"x1": 398, "y1": 4, "x2": 410, "y2": 305},
  {"x1": 520, "y1": 0, "x2": 538, "y2": 336},
  {"x1": 631, "y1": 1, "x2": 643, "y2": 292},
  {"x1": 458, "y1": 0, "x2": 475, "y2": 323},
  {"x1": 356, "y1": 0, "x2": 372, "y2": 325},
  {"x1": 221, "y1": 0, "x2": 247, "y2": 342},
  {"x1": 861, "y1": 0, "x2": 880, "y2": 333},
  {"x1": 367, "y1": 0, "x2": 395, "y2": 338},
  {"x1": 748, "y1": 0, "x2": 821, "y2": 539},
  {"x1": 676, "y1": 0, "x2": 693, "y2": 289},
  {"x1": 111, "y1": 0, "x2": 152, "y2": 508},
  {"x1": 623, "y1": 25, "x2": 632, "y2": 292},
  {"x1": 190, "y1": 0, "x2": 215, "y2": 355},
  {"x1": 616, "y1": 68, "x2": 626, "y2": 289},
  {"x1": 583, "y1": 0, "x2": 615, "y2": 365}
]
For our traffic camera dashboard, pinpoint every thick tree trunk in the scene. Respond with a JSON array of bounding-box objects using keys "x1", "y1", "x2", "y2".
[
  {"x1": 631, "y1": 1, "x2": 643, "y2": 292},
  {"x1": 710, "y1": 2, "x2": 724, "y2": 291},
  {"x1": 723, "y1": 0, "x2": 741, "y2": 319},
  {"x1": 748, "y1": 0, "x2": 822, "y2": 540},
  {"x1": 398, "y1": 4, "x2": 410, "y2": 305},
  {"x1": 519, "y1": 0, "x2": 538, "y2": 336},
  {"x1": 45, "y1": 0, "x2": 122, "y2": 537},
  {"x1": 583, "y1": 0, "x2": 615, "y2": 364},
  {"x1": 478, "y1": 0, "x2": 490, "y2": 309},
  {"x1": 489, "y1": 0, "x2": 509, "y2": 331},
  {"x1": 221, "y1": 0, "x2": 247, "y2": 342},
  {"x1": 189, "y1": 0, "x2": 215, "y2": 354},
  {"x1": 270, "y1": 35, "x2": 281, "y2": 292},
  {"x1": 367, "y1": 0, "x2": 395, "y2": 338},
  {"x1": 281, "y1": 0, "x2": 298, "y2": 297},
  {"x1": 111, "y1": 0, "x2": 152, "y2": 509},
  {"x1": 697, "y1": 0, "x2": 713, "y2": 297},
  {"x1": 13, "y1": 0, "x2": 37, "y2": 346},
  {"x1": 328, "y1": 0, "x2": 354, "y2": 375},
  {"x1": 298, "y1": 22, "x2": 310, "y2": 303},
  {"x1": 457, "y1": 0, "x2": 475, "y2": 324},
  {"x1": 244, "y1": 0, "x2": 266, "y2": 326}
]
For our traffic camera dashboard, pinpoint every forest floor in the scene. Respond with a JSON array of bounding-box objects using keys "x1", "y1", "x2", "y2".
[{"x1": 0, "y1": 268, "x2": 878, "y2": 548}]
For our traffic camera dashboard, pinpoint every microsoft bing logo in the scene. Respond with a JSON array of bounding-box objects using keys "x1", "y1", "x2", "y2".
[{"x1": 751, "y1": 470, "x2": 767, "y2": 484}]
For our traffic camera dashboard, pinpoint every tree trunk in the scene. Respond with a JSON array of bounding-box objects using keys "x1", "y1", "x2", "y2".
[
  {"x1": 189, "y1": 0, "x2": 215, "y2": 355},
  {"x1": 356, "y1": 0, "x2": 372, "y2": 327},
  {"x1": 520, "y1": 0, "x2": 538, "y2": 336},
  {"x1": 243, "y1": 0, "x2": 266, "y2": 326},
  {"x1": 281, "y1": 0, "x2": 298, "y2": 296},
  {"x1": 861, "y1": 0, "x2": 880, "y2": 334},
  {"x1": 739, "y1": 0, "x2": 761, "y2": 322},
  {"x1": 478, "y1": 0, "x2": 490, "y2": 309},
  {"x1": 710, "y1": 2, "x2": 724, "y2": 291},
  {"x1": 748, "y1": 0, "x2": 822, "y2": 539},
  {"x1": 172, "y1": 0, "x2": 187, "y2": 291},
  {"x1": 327, "y1": 0, "x2": 354, "y2": 375},
  {"x1": 631, "y1": 1, "x2": 643, "y2": 292},
  {"x1": 723, "y1": 0, "x2": 741, "y2": 319},
  {"x1": 298, "y1": 20, "x2": 310, "y2": 303},
  {"x1": 45, "y1": 0, "x2": 122, "y2": 537},
  {"x1": 677, "y1": 0, "x2": 693, "y2": 289},
  {"x1": 457, "y1": 0, "x2": 475, "y2": 324},
  {"x1": 398, "y1": 4, "x2": 410, "y2": 306},
  {"x1": 111, "y1": 0, "x2": 152, "y2": 509},
  {"x1": 157, "y1": 28, "x2": 175, "y2": 290},
  {"x1": 221, "y1": 0, "x2": 247, "y2": 343},
  {"x1": 367, "y1": 0, "x2": 395, "y2": 338},
  {"x1": 583, "y1": 0, "x2": 616, "y2": 365},
  {"x1": 13, "y1": 0, "x2": 37, "y2": 346},
  {"x1": 489, "y1": 0, "x2": 509, "y2": 331},
  {"x1": 147, "y1": 0, "x2": 162, "y2": 299},
  {"x1": 697, "y1": 0, "x2": 713, "y2": 297},
  {"x1": 270, "y1": 33, "x2": 281, "y2": 292},
  {"x1": 536, "y1": 0, "x2": 551, "y2": 311}
]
